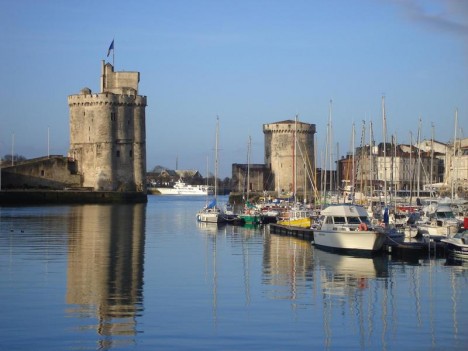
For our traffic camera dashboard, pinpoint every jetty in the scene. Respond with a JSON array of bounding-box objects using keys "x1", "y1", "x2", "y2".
[
  {"x1": 269, "y1": 223, "x2": 314, "y2": 241},
  {"x1": 268, "y1": 223, "x2": 448, "y2": 254}
]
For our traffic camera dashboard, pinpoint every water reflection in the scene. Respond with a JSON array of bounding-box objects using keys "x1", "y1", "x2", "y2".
[
  {"x1": 263, "y1": 234, "x2": 314, "y2": 300},
  {"x1": 66, "y1": 204, "x2": 146, "y2": 349},
  {"x1": 315, "y1": 249, "x2": 388, "y2": 296}
]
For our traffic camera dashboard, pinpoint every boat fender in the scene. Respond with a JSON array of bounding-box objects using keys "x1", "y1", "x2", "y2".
[{"x1": 358, "y1": 223, "x2": 368, "y2": 231}]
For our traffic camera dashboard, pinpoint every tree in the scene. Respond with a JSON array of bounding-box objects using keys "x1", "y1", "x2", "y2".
[{"x1": 2, "y1": 154, "x2": 27, "y2": 163}]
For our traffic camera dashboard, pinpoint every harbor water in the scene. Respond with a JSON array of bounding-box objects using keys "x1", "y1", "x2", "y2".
[{"x1": 0, "y1": 195, "x2": 466, "y2": 350}]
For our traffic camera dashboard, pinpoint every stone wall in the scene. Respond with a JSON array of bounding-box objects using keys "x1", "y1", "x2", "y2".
[{"x1": 1, "y1": 156, "x2": 81, "y2": 189}]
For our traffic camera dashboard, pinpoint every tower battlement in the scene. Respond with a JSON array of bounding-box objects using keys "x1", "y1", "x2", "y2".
[
  {"x1": 263, "y1": 120, "x2": 316, "y2": 134},
  {"x1": 67, "y1": 92, "x2": 147, "y2": 107}
]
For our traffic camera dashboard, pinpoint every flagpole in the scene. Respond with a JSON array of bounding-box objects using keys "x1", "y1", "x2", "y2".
[{"x1": 112, "y1": 39, "x2": 115, "y2": 68}]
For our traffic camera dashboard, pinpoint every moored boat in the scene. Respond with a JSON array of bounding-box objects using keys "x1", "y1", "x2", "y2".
[
  {"x1": 238, "y1": 200, "x2": 261, "y2": 225},
  {"x1": 417, "y1": 204, "x2": 461, "y2": 240},
  {"x1": 313, "y1": 204, "x2": 386, "y2": 252},
  {"x1": 196, "y1": 199, "x2": 226, "y2": 223},
  {"x1": 441, "y1": 230, "x2": 468, "y2": 258},
  {"x1": 277, "y1": 208, "x2": 312, "y2": 228}
]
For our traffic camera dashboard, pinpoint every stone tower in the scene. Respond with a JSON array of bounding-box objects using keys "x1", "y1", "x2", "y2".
[
  {"x1": 68, "y1": 61, "x2": 147, "y2": 192},
  {"x1": 263, "y1": 119, "x2": 316, "y2": 198}
]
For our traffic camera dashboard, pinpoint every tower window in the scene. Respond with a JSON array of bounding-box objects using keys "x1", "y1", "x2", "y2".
[
  {"x1": 129, "y1": 149, "x2": 133, "y2": 158},
  {"x1": 41, "y1": 170, "x2": 45, "y2": 176},
  {"x1": 111, "y1": 112, "x2": 116, "y2": 121},
  {"x1": 116, "y1": 150, "x2": 120, "y2": 157}
]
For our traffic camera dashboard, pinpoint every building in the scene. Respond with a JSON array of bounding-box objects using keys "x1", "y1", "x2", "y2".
[
  {"x1": 231, "y1": 163, "x2": 268, "y2": 194},
  {"x1": 263, "y1": 119, "x2": 316, "y2": 199},
  {"x1": 68, "y1": 61, "x2": 147, "y2": 192}
]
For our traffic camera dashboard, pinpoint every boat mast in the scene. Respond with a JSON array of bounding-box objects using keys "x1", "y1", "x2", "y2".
[
  {"x1": 452, "y1": 109, "x2": 458, "y2": 199},
  {"x1": 409, "y1": 131, "x2": 413, "y2": 205},
  {"x1": 294, "y1": 115, "x2": 298, "y2": 202},
  {"x1": 381, "y1": 96, "x2": 387, "y2": 205},
  {"x1": 215, "y1": 116, "x2": 219, "y2": 202},
  {"x1": 417, "y1": 117, "x2": 422, "y2": 198},
  {"x1": 329, "y1": 101, "x2": 333, "y2": 198},
  {"x1": 246, "y1": 135, "x2": 251, "y2": 201},
  {"x1": 430, "y1": 123, "x2": 434, "y2": 196},
  {"x1": 369, "y1": 121, "x2": 374, "y2": 198}
]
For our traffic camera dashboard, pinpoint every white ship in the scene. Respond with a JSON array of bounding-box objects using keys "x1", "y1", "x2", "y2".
[{"x1": 155, "y1": 179, "x2": 213, "y2": 196}]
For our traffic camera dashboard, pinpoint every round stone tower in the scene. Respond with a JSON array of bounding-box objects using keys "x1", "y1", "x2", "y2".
[
  {"x1": 68, "y1": 61, "x2": 147, "y2": 192},
  {"x1": 263, "y1": 119, "x2": 316, "y2": 198}
]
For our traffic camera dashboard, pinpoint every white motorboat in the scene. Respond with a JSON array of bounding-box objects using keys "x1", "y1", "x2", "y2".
[
  {"x1": 441, "y1": 230, "x2": 468, "y2": 259},
  {"x1": 313, "y1": 204, "x2": 387, "y2": 252},
  {"x1": 417, "y1": 204, "x2": 461, "y2": 240},
  {"x1": 155, "y1": 179, "x2": 213, "y2": 195}
]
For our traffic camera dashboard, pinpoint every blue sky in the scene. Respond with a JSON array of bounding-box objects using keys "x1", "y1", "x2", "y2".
[{"x1": 1, "y1": 0, "x2": 467, "y2": 178}]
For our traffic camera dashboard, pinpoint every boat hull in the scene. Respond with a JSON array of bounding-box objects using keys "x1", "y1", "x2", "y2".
[
  {"x1": 418, "y1": 223, "x2": 459, "y2": 238},
  {"x1": 442, "y1": 232, "x2": 468, "y2": 259},
  {"x1": 314, "y1": 229, "x2": 386, "y2": 252},
  {"x1": 277, "y1": 217, "x2": 311, "y2": 228},
  {"x1": 444, "y1": 242, "x2": 468, "y2": 258},
  {"x1": 239, "y1": 214, "x2": 261, "y2": 225},
  {"x1": 196, "y1": 208, "x2": 226, "y2": 223},
  {"x1": 156, "y1": 187, "x2": 211, "y2": 195}
]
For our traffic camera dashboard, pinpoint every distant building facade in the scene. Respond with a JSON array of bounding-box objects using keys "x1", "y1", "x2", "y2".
[
  {"x1": 263, "y1": 119, "x2": 316, "y2": 198},
  {"x1": 68, "y1": 61, "x2": 147, "y2": 192}
]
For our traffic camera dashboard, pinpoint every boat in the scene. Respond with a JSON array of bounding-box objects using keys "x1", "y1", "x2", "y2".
[
  {"x1": 196, "y1": 117, "x2": 225, "y2": 224},
  {"x1": 196, "y1": 198, "x2": 225, "y2": 223},
  {"x1": 155, "y1": 179, "x2": 213, "y2": 195},
  {"x1": 417, "y1": 203, "x2": 461, "y2": 240},
  {"x1": 237, "y1": 136, "x2": 262, "y2": 226},
  {"x1": 442, "y1": 230, "x2": 468, "y2": 258},
  {"x1": 313, "y1": 204, "x2": 387, "y2": 252},
  {"x1": 238, "y1": 201, "x2": 261, "y2": 225},
  {"x1": 277, "y1": 207, "x2": 312, "y2": 228}
]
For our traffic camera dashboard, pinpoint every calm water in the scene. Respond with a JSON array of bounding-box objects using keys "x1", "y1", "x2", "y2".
[{"x1": 0, "y1": 196, "x2": 466, "y2": 351}]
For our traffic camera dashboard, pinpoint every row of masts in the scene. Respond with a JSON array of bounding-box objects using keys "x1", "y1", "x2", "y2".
[{"x1": 319, "y1": 97, "x2": 462, "y2": 206}]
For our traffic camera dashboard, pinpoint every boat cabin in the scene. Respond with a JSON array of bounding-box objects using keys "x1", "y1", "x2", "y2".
[{"x1": 320, "y1": 205, "x2": 372, "y2": 231}]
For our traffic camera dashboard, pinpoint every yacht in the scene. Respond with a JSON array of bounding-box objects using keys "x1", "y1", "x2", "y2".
[{"x1": 156, "y1": 179, "x2": 213, "y2": 196}]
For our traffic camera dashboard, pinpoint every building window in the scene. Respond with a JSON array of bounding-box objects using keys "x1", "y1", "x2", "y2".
[
  {"x1": 129, "y1": 149, "x2": 133, "y2": 158},
  {"x1": 116, "y1": 150, "x2": 120, "y2": 157},
  {"x1": 41, "y1": 170, "x2": 45, "y2": 177},
  {"x1": 111, "y1": 112, "x2": 116, "y2": 121}
]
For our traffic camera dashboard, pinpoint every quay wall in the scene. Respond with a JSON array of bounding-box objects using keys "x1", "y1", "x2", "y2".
[{"x1": 1, "y1": 156, "x2": 81, "y2": 189}]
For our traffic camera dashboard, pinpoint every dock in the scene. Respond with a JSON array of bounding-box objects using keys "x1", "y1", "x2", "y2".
[
  {"x1": 268, "y1": 223, "x2": 448, "y2": 255},
  {"x1": 269, "y1": 223, "x2": 314, "y2": 241}
]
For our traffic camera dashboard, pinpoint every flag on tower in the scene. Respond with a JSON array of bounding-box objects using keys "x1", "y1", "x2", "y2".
[{"x1": 107, "y1": 39, "x2": 114, "y2": 57}]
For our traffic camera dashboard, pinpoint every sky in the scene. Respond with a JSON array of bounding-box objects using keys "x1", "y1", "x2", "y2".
[{"x1": 1, "y1": 0, "x2": 467, "y2": 178}]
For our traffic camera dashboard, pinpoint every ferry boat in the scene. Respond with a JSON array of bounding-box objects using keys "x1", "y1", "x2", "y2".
[{"x1": 155, "y1": 179, "x2": 213, "y2": 196}]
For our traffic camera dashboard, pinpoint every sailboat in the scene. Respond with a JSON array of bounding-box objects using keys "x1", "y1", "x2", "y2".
[
  {"x1": 239, "y1": 136, "x2": 261, "y2": 225},
  {"x1": 196, "y1": 117, "x2": 226, "y2": 223}
]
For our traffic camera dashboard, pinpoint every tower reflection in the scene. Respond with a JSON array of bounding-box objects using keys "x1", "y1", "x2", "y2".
[{"x1": 66, "y1": 204, "x2": 146, "y2": 349}]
